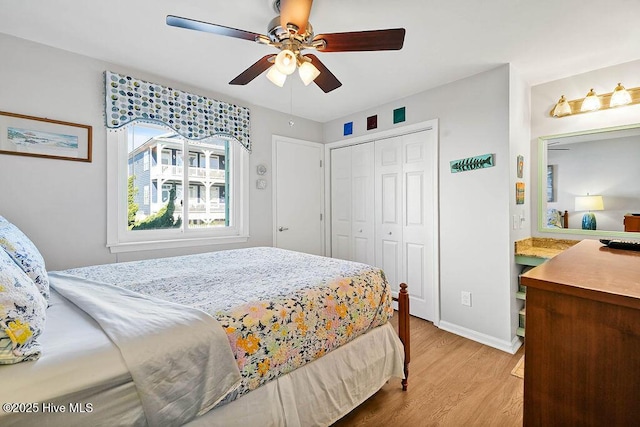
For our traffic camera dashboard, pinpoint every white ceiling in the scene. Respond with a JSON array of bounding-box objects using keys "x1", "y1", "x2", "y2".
[{"x1": 2, "y1": 0, "x2": 640, "y2": 123}]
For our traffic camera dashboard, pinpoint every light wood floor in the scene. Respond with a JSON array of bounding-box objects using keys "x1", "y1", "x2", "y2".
[{"x1": 332, "y1": 315, "x2": 524, "y2": 426}]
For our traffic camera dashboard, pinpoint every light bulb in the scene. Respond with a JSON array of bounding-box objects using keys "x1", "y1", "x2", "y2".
[
  {"x1": 580, "y1": 88, "x2": 601, "y2": 112},
  {"x1": 266, "y1": 66, "x2": 286, "y2": 87},
  {"x1": 275, "y1": 49, "x2": 297, "y2": 75},
  {"x1": 610, "y1": 83, "x2": 632, "y2": 107}
]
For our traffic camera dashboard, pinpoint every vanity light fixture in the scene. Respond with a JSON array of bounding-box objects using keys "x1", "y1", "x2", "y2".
[{"x1": 550, "y1": 83, "x2": 640, "y2": 118}]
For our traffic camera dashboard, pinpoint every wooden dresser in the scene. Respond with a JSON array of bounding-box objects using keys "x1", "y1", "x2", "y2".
[
  {"x1": 521, "y1": 239, "x2": 640, "y2": 426},
  {"x1": 624, "y1": 214, "x2": 640, "y2": 232}
]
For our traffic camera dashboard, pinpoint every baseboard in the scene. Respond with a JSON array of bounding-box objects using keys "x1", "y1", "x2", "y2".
[{"x1": 438, "y1": 321, "x2": 523, "y2": 354}]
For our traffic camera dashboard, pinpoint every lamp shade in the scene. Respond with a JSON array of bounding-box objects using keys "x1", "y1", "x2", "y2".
[
  {"x1": 266, "y1": 66, "x2": 286, "y2": 87},
  {"x1": 275, "y1": 49, "x2": 297, "y2": 75},
  {"x1": 552, "y1": 95, "x2": 572, "y2": 117},
  {"x1": 580, "y1": 88, "x2": 601, "y2": 112},
  {"x1": 575, "y1": 195, "x2": 604, "y2": 211},
  {"x1": 610, "y1": 83, "x2": 632, "y2": 107},
  {"x1": 298, "y1": 61, "x2": 320, "y2": 85}
]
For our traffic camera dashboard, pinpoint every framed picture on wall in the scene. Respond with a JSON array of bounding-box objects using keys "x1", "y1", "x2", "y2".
[
  {"x1": 547, "y1": 165, "x2": 556, "y2": 202},
  {"x1": 516, "y1": 182, "x2": 525, "y2": 204},
  {"x1": 517, "y1": 155, "x2": 524, "y2": 178},
  {"x1": 0, "y1": 111, "x2": 92, "y2": 162}
]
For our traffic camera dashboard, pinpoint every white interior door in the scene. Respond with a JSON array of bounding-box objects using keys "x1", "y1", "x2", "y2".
[{"x1": 273, "y1": 137, "x2": 324, "y2": 255}]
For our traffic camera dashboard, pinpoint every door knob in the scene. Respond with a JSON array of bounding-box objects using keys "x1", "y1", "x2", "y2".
[
  {"x1": 278, "y1": 226, "x2": 289, "y2": 232},
  {"x1": 388, "y1": 232, "x2": 392, "y2": 235}
]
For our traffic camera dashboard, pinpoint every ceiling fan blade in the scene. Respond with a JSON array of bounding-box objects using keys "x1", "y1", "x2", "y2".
[
  {"x1": 279, "y1": 0, "x2": 313, "y2": 34},
  {"x1": 313, "y1": 28, "x2": 406, "y2": 52},
  {"x1": 166, "y1": 15, "x2": 262, "y2": 42},
  {"x1": 229, "y1": 55, "x2": 274, "y2": 85},
  {"x1": 305, "y1": 54, "x2": 342, "y2": 93}
]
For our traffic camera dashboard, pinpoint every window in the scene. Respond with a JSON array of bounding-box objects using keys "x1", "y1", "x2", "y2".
[{"x1": 107, "y1": 123, "x2": 249, "y2": 252}]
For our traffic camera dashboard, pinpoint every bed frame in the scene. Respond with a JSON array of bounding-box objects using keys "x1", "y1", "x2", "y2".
[{"x1": 392, "y1": 283, "x2": 410, "y2": 391}]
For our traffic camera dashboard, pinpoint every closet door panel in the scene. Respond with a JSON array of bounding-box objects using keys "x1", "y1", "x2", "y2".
[
  {"x1": 381, "y1": 239, "x2": 401, "y2": 293},
  {"x1": 405, "y1": 243, "x2": 425, "y2": 299},
  {"x1": 401, "y1": 130, "x2": 437, "y2": 321},
  {"x1": 331, "y1": 147, "x2": 352, "y2": 260},
  {"x1": 375, "y1": 137, "x2": 403, "y2": 293},
  {"x1": 351, "y1": 143, "x2": 375, "y2": 265}
]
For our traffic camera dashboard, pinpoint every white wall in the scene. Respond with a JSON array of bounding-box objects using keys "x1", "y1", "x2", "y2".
[
  {"x1": 508, "y1": 67, "x2": 532, "y2": 341},
  {"x1": 0, "y1": 34, "x2": 323, "y2": 269},
  {"x1": 531, "y1": 58, "x2": 640, "y2": 239},
  {"x1": 324, "y1": 65, "x2": 524, "y2": 352}
]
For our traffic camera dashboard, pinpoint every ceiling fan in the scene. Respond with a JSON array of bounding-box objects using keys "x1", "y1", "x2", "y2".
[{"x1": 166, "y1": 0, "x2": 406, "y2": 93}]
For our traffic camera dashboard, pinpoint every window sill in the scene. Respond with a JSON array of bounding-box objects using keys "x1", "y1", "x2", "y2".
[{"x1": 107, "y1": 235, "x2": 250, "y2": 254}]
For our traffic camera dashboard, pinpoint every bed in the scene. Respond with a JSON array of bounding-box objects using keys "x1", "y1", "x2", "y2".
[{"x1": 1, "y1": 217, "x2": 410, "y2": 427}]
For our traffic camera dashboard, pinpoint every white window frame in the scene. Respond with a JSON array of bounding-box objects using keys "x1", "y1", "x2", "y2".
[{"x1": 107, "y1": 125, "x2": 249, "y2": 253}]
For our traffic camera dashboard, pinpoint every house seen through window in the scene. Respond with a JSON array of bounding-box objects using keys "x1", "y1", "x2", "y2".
[{"x1": 127, "y1": 123, "x2": 231, "y2": 231}]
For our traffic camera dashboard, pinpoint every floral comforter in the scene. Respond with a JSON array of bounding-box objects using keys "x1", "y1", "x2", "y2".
[{"x1": 62, "y1": 247, "x2": 394, "y2": 400}]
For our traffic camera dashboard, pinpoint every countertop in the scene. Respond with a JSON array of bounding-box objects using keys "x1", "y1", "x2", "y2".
[
  {"x1": 521, "y1": 239, "x2": 640, "y2": 309},
  {"x1": 515, "y1": 237, "x2": 580, "y2": 260}
]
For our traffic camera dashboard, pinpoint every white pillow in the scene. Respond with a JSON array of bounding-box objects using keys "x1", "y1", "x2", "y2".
[
  {"x1": 0, "y1": 216, "x2": 49, "y2": 302},
  {"x1": 0, "y1": 247, "x2": 47, "y2": 364}
]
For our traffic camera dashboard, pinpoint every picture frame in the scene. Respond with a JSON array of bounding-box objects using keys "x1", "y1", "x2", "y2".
[
  {"x1": 0, "y1": 111, "x2": 92, "y2": 162},
  {"x1": 517, "y1": 155, "x2": 524, "y2": 178},
  {"x1": 516, "y1": 182, "x2": 525, "y2": 205},
  {"x1": 547, "y1": 164, "x2": 556, "y2": 202}
]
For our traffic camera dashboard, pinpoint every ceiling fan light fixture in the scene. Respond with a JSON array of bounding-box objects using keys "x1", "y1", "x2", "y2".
[
  {"x1": 275, "y1": 49, "x2": 297, "y2": 75},
  {"x1": 266, "y1": 65, "x2": 287, "y2": 87},
  {"x1": 298, "y1": 61, "x2": 320, "y2": 85}
]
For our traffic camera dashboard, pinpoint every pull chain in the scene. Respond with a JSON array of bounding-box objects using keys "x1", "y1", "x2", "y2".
[{"x1": 289, "y1": 80, "x2": 295, "y2": 127}]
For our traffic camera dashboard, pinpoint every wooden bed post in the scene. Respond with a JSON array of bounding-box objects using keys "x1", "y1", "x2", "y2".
[{"x1": 393, "y1": 283, "x2": 410, "y2": 391}]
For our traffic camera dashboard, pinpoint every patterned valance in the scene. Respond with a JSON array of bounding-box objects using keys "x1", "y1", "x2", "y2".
[{"x1": 105, "y1": 71, "x2": 251, "y2": 151}]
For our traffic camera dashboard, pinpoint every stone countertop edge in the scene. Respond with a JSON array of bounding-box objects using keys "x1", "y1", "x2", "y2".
[{"x1": 515, "y1": 237, "x2": 581, "y2": 259}]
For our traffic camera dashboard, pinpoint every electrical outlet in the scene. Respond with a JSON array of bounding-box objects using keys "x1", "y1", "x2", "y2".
[{"x1": 461, "y1": 291, "x2": 472, "y2": 307}]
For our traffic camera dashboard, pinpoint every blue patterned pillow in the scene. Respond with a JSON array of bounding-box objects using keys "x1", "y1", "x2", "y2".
[
  {"x1": 0, "y1": 247, "x2": 47, "y2": 364},
  {"x1": 546, "y1": 209, "x2": 563, "y2": 228},
  {"x1": 0, "y1": 216, "x2": 49, "y2": 302}
]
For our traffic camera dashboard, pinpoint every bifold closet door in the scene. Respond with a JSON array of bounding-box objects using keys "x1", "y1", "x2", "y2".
[
  {"x1": 375, "y1": 130, "x2": 437, "y2": 321},
  {"x1": 374, "y1": 137, "x2": 404, "y2": 299},
  {"x1": 330, "y1": 143, "x2": 375, "y2": 265},
  {"x1": 350, "y1": 143, "x2": 375, "y2": 265},
  {"x1": 331, "y1": 146, "x2": 352, "y2": 261}
]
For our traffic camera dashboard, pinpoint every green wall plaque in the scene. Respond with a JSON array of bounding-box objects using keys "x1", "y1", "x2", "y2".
[{"x1": 450, "y1": 153, "x2": 495, "y2": 173}]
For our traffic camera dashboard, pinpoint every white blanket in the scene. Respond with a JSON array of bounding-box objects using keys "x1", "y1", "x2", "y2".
[{"x1": 49, "y1": 272, "x2": 241, "y2": 427}]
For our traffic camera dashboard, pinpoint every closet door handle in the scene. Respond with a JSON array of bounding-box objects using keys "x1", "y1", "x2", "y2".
[{"x1": 278, "y1": 226, "x2": 289, "y2": 232}]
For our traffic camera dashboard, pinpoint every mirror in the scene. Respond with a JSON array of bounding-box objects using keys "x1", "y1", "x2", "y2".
[{"x1": 538, "y1": 124, "x2": 640, "y2": 237}]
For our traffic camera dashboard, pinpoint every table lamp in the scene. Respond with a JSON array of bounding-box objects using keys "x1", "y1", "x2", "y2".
[{"x1": 575, "y1": 195, "x2": 604, "y2": 230}]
